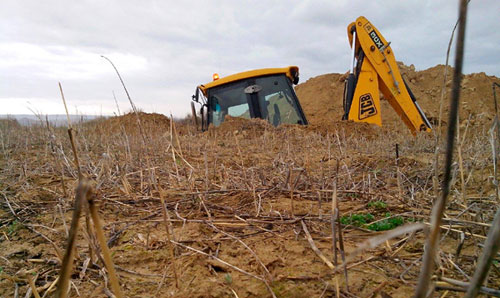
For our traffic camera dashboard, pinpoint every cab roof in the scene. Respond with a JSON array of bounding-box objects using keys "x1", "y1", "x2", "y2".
[{"x1": 198, "y1": 66, "x2": 299, "y2": 96}]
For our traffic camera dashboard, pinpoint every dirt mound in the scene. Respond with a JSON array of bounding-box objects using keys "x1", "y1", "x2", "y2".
[
  {"x1": 291, "y1": 120, "x2": 380, "y2": 138},
  {"x1": 87, "y1": 112, "x2": 171, "y2": 136},
  {"x1": 208, "y1": 114, "x2": 378, "y2": 139},
  {"x1": 107, "y1": 111, "x2": 171, "y2": 129},
  {"x1": 207, "y1": 115, "x2": 274, "y2": 137},
  {"x1": 295, "y1": 73, "x2": 346, "y2": 126},
  {"x1": 296, "y1": 63, "x2": 500, "y2": 129}
]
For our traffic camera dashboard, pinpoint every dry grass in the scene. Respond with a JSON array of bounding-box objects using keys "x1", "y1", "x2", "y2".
[{"x1": 0, "y1": 113, "x2": 498, "y2": 297}]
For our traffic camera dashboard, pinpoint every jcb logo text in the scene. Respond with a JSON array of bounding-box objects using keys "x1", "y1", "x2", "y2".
[{"x1": 359, "y1": 93, "x2": 377, "y2": 120}]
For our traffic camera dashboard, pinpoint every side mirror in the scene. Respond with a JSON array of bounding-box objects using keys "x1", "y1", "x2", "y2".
[
  {"x1": 192, "y1": 88, "x2": 200, "y2": 103},
  {"x1": 291, "y1": 69, "x2": 299, "y2": 85}
]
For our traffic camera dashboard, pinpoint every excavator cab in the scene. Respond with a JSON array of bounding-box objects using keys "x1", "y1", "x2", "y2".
[{"x1": 191, "y1": 66, "x2": 308, "y2": 130}]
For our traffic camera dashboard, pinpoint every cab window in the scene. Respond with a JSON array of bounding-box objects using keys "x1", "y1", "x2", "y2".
[
  {"x1": 255, "y1": 75, "x2": 302, "y2": 126},
  {"x1": 208, "y1": 81, "x2": 250, "y2": 126}
]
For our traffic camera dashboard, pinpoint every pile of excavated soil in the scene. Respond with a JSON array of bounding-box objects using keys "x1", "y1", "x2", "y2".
[
  {"x1": 207, "y1": 115, "x2": 274, "y2": 137},
  {"x1": 87, "y1": 112, "x2": 171, "y2": 136},
  {"x1": 209, "y1": 113, "x2": 380, "y2": 139},
  {"x1": 295, "y1": 63, "x2": 500, "y2": 129}
]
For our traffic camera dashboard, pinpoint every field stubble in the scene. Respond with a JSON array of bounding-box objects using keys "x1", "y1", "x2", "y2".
[{"x1": 0, "y1": 113, "x2": 498, "y2": 297}]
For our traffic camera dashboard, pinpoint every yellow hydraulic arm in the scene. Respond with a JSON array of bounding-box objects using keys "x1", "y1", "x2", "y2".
[{"x1": 343, "y1": 16, "x2": 432, "y2": 134}]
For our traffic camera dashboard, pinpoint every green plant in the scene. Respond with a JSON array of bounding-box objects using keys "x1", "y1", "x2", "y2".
[
  {"x1": 367, "y1": 201, "x2": 387, "y2": 209},
  {"x1": 340, "y1": 213, "x2": 404, "y2": 231},
  {"x1": 368, "y1": 214, "x2": 404, "y2": 231},
  {"x1": 224, "y1": 273, "x2": 232, "y2": 285},
  {"x1": 340, "y1": 213, "x2": 374, "y2": 226}
]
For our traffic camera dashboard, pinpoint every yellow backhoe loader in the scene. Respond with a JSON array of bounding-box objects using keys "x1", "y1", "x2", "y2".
[{"x1": 191, "y1": 16, "x2": 431, "y2": 134}]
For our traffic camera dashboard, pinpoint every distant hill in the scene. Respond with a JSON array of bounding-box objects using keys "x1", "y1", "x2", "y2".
[{"x1": 0, "y1": 114, "x2": 107, "y2": 126}]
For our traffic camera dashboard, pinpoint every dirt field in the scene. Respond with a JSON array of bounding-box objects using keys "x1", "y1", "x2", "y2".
[{"x1": 1, "y1": 65, "x2": 499, "y2": 297}]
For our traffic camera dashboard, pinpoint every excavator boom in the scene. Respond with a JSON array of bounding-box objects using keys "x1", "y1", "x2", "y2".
[{"x1": 344, "y1": 16, "x2": 432, "y2": 134}]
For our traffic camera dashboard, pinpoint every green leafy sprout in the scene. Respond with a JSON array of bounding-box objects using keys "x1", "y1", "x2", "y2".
[
  {"x1": 340, "y1": 212, "x2": 404, "y2": 231},
  {"x1": 224, "y1": 273, "x2": 232, "y2": 285}
]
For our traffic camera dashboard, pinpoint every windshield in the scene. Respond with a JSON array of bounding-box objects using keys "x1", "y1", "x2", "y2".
[
  {"x1": 207, "y1": 74, "x2": 305, "y2": 127},
  {"x1": 208, "y1": 80, "x2": 250, "y2": 126},
  {"x1": 255, "y1": 75, "x2": 303, "y2": 125}
]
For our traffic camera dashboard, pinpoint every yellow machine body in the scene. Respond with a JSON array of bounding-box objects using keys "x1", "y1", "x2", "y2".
[
  {"x1": 198, "y1": 66, "x2": 299, "y2": 97},
  {"x1": 345, "y1": 16, "x2": 432, "y2": 134}
]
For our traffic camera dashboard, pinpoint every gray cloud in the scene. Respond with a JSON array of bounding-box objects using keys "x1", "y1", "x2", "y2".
[{"x1": 1, "y1": 0, "x2": 499, "y2": 116}]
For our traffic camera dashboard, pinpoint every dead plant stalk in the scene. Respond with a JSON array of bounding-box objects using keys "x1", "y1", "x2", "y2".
[
  {"x1": 415, "y1": 1, "x2": 468, "y2": 296},
  {"x1": 56, "y1": 179, "x2": 91, "y2": 298}
]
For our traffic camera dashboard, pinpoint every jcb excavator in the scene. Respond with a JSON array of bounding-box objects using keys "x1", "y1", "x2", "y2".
[
  {"x1": 343, "y1": 16, "x2": 432, "y2": 134},
  {"x1": 191, "y1": 16, "x2": 431, "y2": 134}
]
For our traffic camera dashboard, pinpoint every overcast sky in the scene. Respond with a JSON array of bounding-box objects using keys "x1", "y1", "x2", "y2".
[{"x1": 1, "y1": 0, "x2": 499, "y2": 117}]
